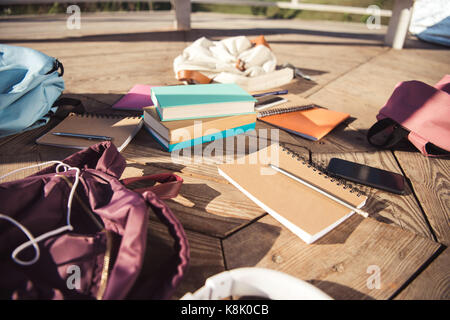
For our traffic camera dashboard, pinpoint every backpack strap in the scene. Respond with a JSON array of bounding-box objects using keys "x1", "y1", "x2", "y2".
[
  {"x1": 52, "y1": 97, "x2": 85, "y2": 119},
  {"x1": 46, "y1": 59, "x2": 64, "y2": 77},
  {"x1": 367, "y1": 117, "x2": 450, "y2": 156},
  {"x1": 367, "y1": 118, "x2": 410, "y2": 149},
  {"x1": 121, "y1": 173, "x2": 183, "y2": 200}
]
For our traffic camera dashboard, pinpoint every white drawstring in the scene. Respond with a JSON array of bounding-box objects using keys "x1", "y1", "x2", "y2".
[{"x1": 0, "y1": 161, "x2": 80, "y2": 266}]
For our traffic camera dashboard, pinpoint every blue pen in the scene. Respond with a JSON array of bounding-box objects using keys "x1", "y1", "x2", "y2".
[
  {"x1": 52, "y1": 132, "x2": 112, "y2": 141},
  {"x1": 252, "y1": 90, "x2": 288, "y2": 98}
]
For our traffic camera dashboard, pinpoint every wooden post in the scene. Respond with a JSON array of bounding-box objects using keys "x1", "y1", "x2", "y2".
[
  {"x1": 385, "y1": 0, "x2": 415, "y2": 50},
  {"x1": 173, "y1": 0, "x2": 191, "y2": 31}
]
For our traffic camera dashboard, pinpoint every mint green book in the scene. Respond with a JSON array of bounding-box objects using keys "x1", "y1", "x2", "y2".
[{"x1": 151, "y1": 83, "x2": 257, "y2": 121}]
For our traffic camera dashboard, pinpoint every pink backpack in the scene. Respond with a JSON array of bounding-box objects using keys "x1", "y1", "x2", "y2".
[{"x1": 367, "y1": 75, "x2": 450, "y2": 156}]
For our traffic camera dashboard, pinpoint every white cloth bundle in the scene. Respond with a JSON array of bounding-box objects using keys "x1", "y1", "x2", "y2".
[{"x1": 173, "y1": 36, "x2": 293, "y2": 91}]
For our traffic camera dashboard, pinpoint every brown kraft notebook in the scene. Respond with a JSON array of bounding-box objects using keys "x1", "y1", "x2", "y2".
[
  {"x1": 36, "y1": 112, "x2": 143, "y2": 152},
  {"x1": 218, "y1": 145, "x2": 367, "y2": 243}
]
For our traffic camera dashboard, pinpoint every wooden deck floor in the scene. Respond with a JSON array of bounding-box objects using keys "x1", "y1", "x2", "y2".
[{"x1": 1, "y1": 11, "x2": 449, "y2": 300}]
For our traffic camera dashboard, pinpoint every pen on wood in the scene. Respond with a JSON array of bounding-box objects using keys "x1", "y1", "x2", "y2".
[
  {"x1": 269, "y1": 164, "x2": 369, "y2": 218},
  {"x1": 252, "y1": 90, "x2": 288, "y2": 98},
  {"x1": 52, "y1": 132, "x2": 112, "y2": 141}
]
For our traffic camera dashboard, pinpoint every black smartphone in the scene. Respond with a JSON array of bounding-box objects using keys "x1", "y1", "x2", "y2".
[
  {"x1": 255, "y1": 96, "x2": 287, "y2": 110},
  {"x1": 326, "y1": 158, "x2": 406, "y2": 194}
]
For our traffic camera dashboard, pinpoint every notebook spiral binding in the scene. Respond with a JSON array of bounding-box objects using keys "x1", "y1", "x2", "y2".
[
  {"x1": 70, "y1": 112, "x2": 140, "y2": 119},
  {"x1": 280, "y1": 143, "x2": 365, "y2": 197},
  {"x1": 257, "y1": 105, "x2": 316, "y2": 118}
]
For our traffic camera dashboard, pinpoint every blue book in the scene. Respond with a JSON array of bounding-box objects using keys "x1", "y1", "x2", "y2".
[
  {"x1": 151, "y1": 83, "x2": 256, "y2": 121},
  {"x1": 145, "y1": 122, "x2": 256, "y2": 152}
]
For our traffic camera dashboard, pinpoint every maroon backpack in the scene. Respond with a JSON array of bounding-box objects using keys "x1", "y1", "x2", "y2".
[{"x1": 0, "y1": 142, "x2": 189, "y2": 299}]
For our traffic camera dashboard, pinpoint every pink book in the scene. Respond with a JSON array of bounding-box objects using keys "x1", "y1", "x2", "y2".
[{"x1": 112, "y1": 84, "x2": 155, "y2": 111}]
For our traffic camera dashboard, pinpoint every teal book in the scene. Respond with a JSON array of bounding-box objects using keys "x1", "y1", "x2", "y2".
[
  {"x1": 145, "y1": 122, "x2": 256, "y2": 152},
  {"x1": 151, "y1": 83, "x2": 256, "y2": 121}
]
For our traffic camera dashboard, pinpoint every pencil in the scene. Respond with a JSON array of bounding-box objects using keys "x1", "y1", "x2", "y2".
[{"x1": 269, "y1": 164, "x2": 369, "y2": 218}]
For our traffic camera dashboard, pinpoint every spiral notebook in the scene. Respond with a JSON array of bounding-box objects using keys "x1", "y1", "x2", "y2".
[
  {"x1": 257, "y1": 101, "x2": 350, "y2": 141},
  {"x1": 218, "y1": 145, "x2": 368, "y2": 244},
  {"x1": 36, "y1": 112, "x2": 143, "y2": 152}
]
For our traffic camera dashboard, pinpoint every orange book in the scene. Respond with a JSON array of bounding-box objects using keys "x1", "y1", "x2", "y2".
[{"x1": 258, "y1": 104, "x2": 350, "y2": 141}]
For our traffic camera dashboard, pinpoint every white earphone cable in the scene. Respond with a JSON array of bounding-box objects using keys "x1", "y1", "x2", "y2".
[{"x1": 0, "y1": 161, "x2": 80, "y2": 266}]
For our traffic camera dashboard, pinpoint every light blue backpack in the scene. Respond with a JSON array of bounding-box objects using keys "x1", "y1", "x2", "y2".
[{"x1": 0, "y1": 44, "x2": 65, "y2": 138}]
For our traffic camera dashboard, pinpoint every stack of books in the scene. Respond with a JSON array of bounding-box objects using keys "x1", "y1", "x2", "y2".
[{"x1": 143, "y1": 83, "x2": 257, "y2": 152}]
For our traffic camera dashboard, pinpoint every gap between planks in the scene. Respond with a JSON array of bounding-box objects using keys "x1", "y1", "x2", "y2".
[
  {"x1": 388, "y1": 243, "x2": 447, "y2": 300},
  {"x1": 390, "y1": 150, "x2": 439, "y2": 243}
]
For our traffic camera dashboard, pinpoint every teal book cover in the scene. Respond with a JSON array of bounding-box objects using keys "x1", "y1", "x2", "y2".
[
  {"x1": 151, "y1": 83, "x2": 256, "y2": 108},
  {"x1": 145, "y1": 122, "x2": 256, "y2": 152}
]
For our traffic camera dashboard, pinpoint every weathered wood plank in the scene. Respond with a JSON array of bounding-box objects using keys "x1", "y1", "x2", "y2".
[
  {"x1": 135, "y1": 219, "x2": 225, "y2": 300},
  {"x1": 0, "y1": 123, "x2": 52, "y2": 157},
  {"x1": 171, "y1": 228, "x2": 224, "y2": 299},
  {"x1": 394, "y1": 247, "x2": 450, "y2": 300},
  {"x1": 124, "y1": 123, "x2": 312, "y2": 180},
  {"x1": 1, "y1": 11, "x2": 448, "y2": 300},
  {"x1": 4, "y1": 41, "x2": 187, "y2": 96},
  {"x1": 307, "y1": 48, "x2": 450, "y2": 132},
  {"x1": 122, "y1": 158, "x2": 266, "y2": 238},
  {"x1": 63, "y1": 49, "x2": 183, "y2": 93},
  {"x1": 394, "y1": 151, "x2": 450, "y2": 246},
  {"x1": 0, "y1": 154, "x2": 41, "y2": 182},
  {"x1": 195, "y1": 28, "x2": 388, "y2": 93},
  {"x1": 0, "y1": 11, "x2": 179, "y2": 42},
  {"x1": 223, "y1": 214, "x2": 440, "y2": 300},
  {"x1": 311, "y1": 150, "x2": 434, "y2": 241},
  {"x1": 123, "y1": 129, "x2": 253, "y2": 181},
  {"x1": 120, "y1": 127, "x2": 312, "y2": 238}
]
